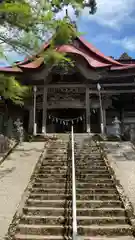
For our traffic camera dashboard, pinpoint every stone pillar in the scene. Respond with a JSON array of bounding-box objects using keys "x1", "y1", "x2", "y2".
[
  {"x1": 42, "y1": 86, "x2": 47, "y2": 134},
  {"x1": 86, "y1": 87, "x2": 91, "y2": 133}
]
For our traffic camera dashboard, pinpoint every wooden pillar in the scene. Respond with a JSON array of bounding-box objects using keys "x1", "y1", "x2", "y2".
[
  {"x1": 86, "y1": 87, "x2": 91, "y2": 133},
  {"x1": 28, "y1": 108, "x2": 33, "y2": 133},
  {"x1": 42, "y1": 85, "x2": 47, "y2": 134},
  {"x1": 103, "y1": 108, "x2": 106, "y2": 134}
]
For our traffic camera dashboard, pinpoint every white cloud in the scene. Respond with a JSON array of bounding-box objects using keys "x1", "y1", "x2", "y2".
[
  {"x1": 81, "y1": 0, "x2": 135, "y2": 30},
  {"x1": 56, "y1": 5, "x2": 76, "y2": 20},
  {"x1": 111, "y1": 37, "x2": 135, "y2": 51}
]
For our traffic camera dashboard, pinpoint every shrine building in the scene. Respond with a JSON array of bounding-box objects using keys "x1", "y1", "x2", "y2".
[{"x1": 1, "y1": 32, "x2": 135, "y2": 138}]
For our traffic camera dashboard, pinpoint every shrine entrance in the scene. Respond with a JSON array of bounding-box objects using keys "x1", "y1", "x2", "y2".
[
  {"x1": 90, "y1": 108, "x2": 101, "y2": 133},
  {"x1": 47, "y1": 109, "x2": 85, "y2": 133}
]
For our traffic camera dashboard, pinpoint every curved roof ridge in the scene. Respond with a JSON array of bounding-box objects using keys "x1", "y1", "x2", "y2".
[{"x1": 77, "y1": 36, "x2": 123, "y2": 66}]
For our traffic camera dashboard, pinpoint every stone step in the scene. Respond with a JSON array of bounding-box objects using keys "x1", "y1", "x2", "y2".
[
  {"x1": 76, "y1": 178, "x2": 114, "y2": 183},
  {"x1": 17, "y1": 224, "x2": 132, "y2": 236},
  {"x1": 21, "y1": 215, "x2": 127, "y2": 226},
  {"x1": 33, "y1": 182, "x2": 115, "y2": 189},
  {"x1": 15, "y1": 234, "x2": 65, "y2": 240},
  {"x1": 31, "y1": 187, "x2": 117, "y2": 194},
  {"x1": 75, "y1": 166, "x2": 108, "y2": 169},
  {"x1": 38, "y1": 170, "x2": 67, "y2": 174},
  {"x1": 43, "y1": 157, "x2": 67, "y2": 161},
  {"x1": 34, "y1": 174, "x2": 67, "y2": 178},
  {"x1": 23, "y1": 207, "x2": 126, "y2": 217},
  {"x1": 39, "y1": 166, "x2": 68, "y2": 171},
  {"x1": 27, "y1": 199, "x2": 122, "y2": 208},
  {"x1": 29, "y1": 193, "x2": 120, "y2": 201},
  {"x1": 33, "y1": 178, "x2": 69, "y2": 183},
  {"x1": 77, "y1": 163, "x2": 107, "y2": 167},
  {"x1": 76, "y1": 169, "x2": 109, "y2": 173},
  {"x1": 21, "y1": 215, "x2": 65, "y2": 225},
  {"x1": 15, "y1": 235, "x2": 135, "y2": 240},
  {"x1": 77, "y1": 224, "x2": 133, "y2": 236},
  {"x1": 76, "y1": 194, "x2": 120, "y2": 201},
  {"x1": 41, "y1": 163, "x2": 68, "y2": 166},
  {"x1": 77, "y1": 216, "x2": 127, "y2": 225},
  {"x1": 45, "y1": 153, "x2": 67, "y2": 156},
  {"x1": 76, "y1": 208, "x2": 126, "y2": 217},
  {"x1": 76, "y1": 174, "x2": 111, "y2": 179},
  {"x1": 17, "y1": 224, "x2": 68, "y2": 235},
  {"x1": 29, "y1": 193, "x2": 71, "y2": 200},
  {"x1": 34, "y1": 177, "x2": 113, "y2": 184}
]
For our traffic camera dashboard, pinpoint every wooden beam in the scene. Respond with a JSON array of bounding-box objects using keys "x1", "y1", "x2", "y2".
[{"x1": 89, "y1": 89, "x2": 135, "y2": 94}]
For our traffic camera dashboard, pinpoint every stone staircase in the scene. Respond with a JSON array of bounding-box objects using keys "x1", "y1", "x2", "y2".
[
  {"x1": 74, "y1": 134, "x2": 134, "y2": 239},
  {"x1": 12, "y1": 137, "x2": 72, "y2": 240},
  {"x1": 7, "y1": 134, "x2": 135, "y2": 240}
]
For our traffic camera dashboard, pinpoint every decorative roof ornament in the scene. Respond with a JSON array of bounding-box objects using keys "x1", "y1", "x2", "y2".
[{"x1": 119, "y1": 52, "x2": 132, "y2": 60}]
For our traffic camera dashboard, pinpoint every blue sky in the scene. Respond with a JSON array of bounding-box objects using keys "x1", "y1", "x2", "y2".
[{"x1": 1, "y1": 0, "x2": 135, "y2": 66}]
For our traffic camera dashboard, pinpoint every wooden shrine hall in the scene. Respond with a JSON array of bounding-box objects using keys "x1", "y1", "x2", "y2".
[{"x1": 1, "y1": 33, "x2": 135, "y2": 138}]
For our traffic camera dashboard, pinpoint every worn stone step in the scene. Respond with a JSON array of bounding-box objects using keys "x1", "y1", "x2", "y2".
[
  {"x1": 31, "y1": 188, "x2": 68, "y2": 194},
  {"x1": 43, "y1": 157, "x2": 67, "y2": 161},
  {"x1": 76, "y1": 166, "x2": 108, "y2": 169},
  {"x1": 27, "y1": 199, "x2": 122, "y2": 208},
  {"x1": 23, "y1": 207, "x2": 125, "y2": 217},
  {"x1": 21, "y1": 215, "x2": 127, "y2": 226},
  {"x1": 15, "y1": 234, "x2": 65, "y2": 239},
  {"x1": 26, "y1": 199, "x2": 68, "y2": 208},
  {"x1": 17, "y1": 224, "x2": 69, "y2": 235},
  {"x1": 23, "y1": 207, "x2": 67, "y2": 216},
  {"x1": 76, "y1": 183, "x2": 115, "y2": 188},
  {"x1": 77, "y1": 216, "x2": 127, "y2": 225},
  {"x1": 76, "y1": 188, "x2": 117, "y2": 194},
  {"x1": 77, "y1": 224, "x2": 133, "y2": 236},
  {"x1": 29, "y1": 193, "x2": 71, "y2": 200},
  {"x1": 34, "y1": 174, "x2": 67, "y2": 178},
  {"x1": 16, "y1": 235, "x2": 134, "y2": 240},
  {"x1": 33, "y1": 182, "x2": 115, "y2": 189},
  {"x1": 40, "y1": 166, "x2": 68, "y2": 170},
  {"x1": 78, "y1": 163, "x2": 107, "y2": 167},
  {"x1": 77, "y1": 208, "x2": 126, "y2": 217},
  {"x1": 34, "y1": 178, "x2": 69, "y2": 183},
  {"x1": 33, "y1": 183, "x2": 69, "y2": 188},
  {"x1": 77, "y1": 237, "x2": 135, "y2": 240},
  {"x1": 76, "y1": 170, "x2": 109, "y2": 174},
  {"x1": 76, "y1": 174, "x2": 111, "y2": 179},
  {"x1": 41, "y1": 162, "x2": 67, "y2": 166},
  {"x1": 20, "y1": 215, "x2": 66, "y2": 225},
  {"x1": 45, "y1": 153, "x2": 67, "y2": 156},
  {"x1": 76, "y1": 178, "x2": 114, "y2": 183},
  {"x1": 33, "y1": 181, "x2": 115, "y2": 189},
  {"x1": 38, "y1": 169, "x2": 67, "y2": 174},
  {"x1": 76, "y1": 200, "x2": 122, "y2": 208},
  {"x1": 76, "y1": 194, "x2": 120, "y2": 201},
  {"x1": 31, "y1": 187, "x2": 117, "y2": 194}
]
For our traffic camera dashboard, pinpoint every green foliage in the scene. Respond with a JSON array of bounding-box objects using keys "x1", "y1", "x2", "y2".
[
  {"x1": 0, "y1": 0, "x2": 97, "y2": 55},
  {"x1": 0, "y1": 74, "x2": 31, "y2": 105},
  {"x1": 0, "y1": 0, "x2": 97, "y2": 104}
]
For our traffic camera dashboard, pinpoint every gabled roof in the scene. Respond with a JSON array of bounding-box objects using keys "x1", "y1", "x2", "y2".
[{"x1": 0, "y1": 34, "x2": 135, "y2": 73}]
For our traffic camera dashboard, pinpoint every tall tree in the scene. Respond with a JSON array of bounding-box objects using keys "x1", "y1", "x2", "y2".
[
  {"x1": 0, "y1": 0, "x2": 97, "y2": 105},
  {"x1": 0, "y1": 0, "x2": 97, "y2": 56}
]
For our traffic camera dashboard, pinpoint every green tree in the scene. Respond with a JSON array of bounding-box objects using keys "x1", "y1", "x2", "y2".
[
  {"x1": 0, "y1": 74, "x2": 31, "y2": 105},
  {"x1": 0, "y1": 0, "x2": 97, "y2": 56},
  {"x1": 0, "y1": 0, "x2": 96, "y2": 105}
]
